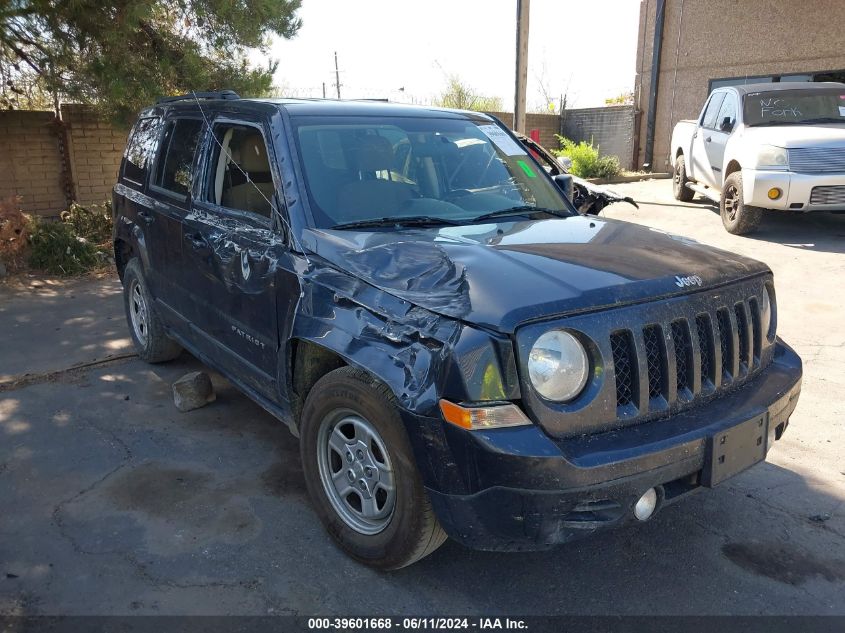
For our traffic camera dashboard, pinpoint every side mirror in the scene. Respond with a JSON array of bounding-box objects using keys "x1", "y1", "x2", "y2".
[
  {"x1": 720, "y1": 117, "x2": 734, "y2": 133},
  {"x1": 552, "y1": 174, "x2": 574, "y2": 202},
  {"x1": 557, "y1": 156, "x2": 573, "y2": 171}
]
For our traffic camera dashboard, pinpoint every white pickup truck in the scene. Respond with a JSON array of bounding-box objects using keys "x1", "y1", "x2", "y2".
[{"x1": 670, "y1": 81, "x2": 845, "y2": 234}]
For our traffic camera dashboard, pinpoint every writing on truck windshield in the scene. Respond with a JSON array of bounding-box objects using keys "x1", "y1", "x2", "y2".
[
  {"x1": 743, "y1": 88, "x2": 845, "y2": 126},
  {"x1": 290, "y1": 115, "x2": 570, "y2": 229}
]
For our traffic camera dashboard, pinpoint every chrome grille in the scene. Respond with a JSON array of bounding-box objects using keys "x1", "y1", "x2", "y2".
[
  {"x1": 789, "y1": 147, "x2": 845, "y2": 173},
  {"x1": 810, "y1": 185, "x2": 845, "y2": 205}
]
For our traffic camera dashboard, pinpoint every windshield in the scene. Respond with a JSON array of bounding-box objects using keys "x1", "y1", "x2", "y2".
[
  {"x1": 743, "y1": 87, "x2": 845, "y2": 126},
  {"x1": 290, "y1": 115, "x2": 572, "y2": 229}
]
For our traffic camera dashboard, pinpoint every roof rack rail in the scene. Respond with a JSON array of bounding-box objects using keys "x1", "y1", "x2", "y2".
[{"x1": 156, "y1": 90, "x2": 240, "y2": 104}]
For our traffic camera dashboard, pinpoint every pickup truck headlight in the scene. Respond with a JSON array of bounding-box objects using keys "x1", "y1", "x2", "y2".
[
  {"x1": 756, "y1": 145, "x2": 789, "y2": 170},
  {"x1": 528, "y1": 330, "x2": 589, "y2": 401}
]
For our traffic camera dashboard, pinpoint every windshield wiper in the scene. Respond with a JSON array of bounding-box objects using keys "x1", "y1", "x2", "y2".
[
  {"x1": 331, "y1": 215, "x2": 462, "y2": 230},
  {"x1": 469, "y1": 205, "x2": 571, "y2": 223}
]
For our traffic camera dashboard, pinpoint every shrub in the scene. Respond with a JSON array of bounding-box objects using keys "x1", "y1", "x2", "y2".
[
  {"x1": 26, "y1": 201, "x2": 113, "y2": 276},
  {"x1": 553, "y1": 135, "x2": 622, "y2": 179},
  {"x1": 0, "y1": 197, "x2": 31, "y2": 273},
  {"x1": 60, "y1": 201, "x2": 113, "y2": 246}
]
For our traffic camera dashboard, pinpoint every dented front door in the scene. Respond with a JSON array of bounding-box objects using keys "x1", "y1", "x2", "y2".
[{"x1": 180, "y1": 207, "x2": 284, "y2": 399}]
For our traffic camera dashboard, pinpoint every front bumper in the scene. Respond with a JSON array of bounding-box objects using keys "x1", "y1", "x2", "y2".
[
  {"x1": 405, "y1": 340, "x2": 801, "y2": 551},
  {"x1": 743, "y1": 168, "x2": 845, "y2": 211}
]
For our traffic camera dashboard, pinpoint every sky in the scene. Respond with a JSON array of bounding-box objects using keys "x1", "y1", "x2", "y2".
[{"x1": 253, "y1": 0, "x2": 642, "y2": 111}]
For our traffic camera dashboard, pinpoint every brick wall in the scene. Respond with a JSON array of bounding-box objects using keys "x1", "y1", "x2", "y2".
[
  {"x1": 0, "y1": 105, "x2": 127, "y2": 217},
  {"x1": 0, "y1": 111, "x2": 68, "y2": 216},
  {"x1": 560, "y1": 106, "x2": 636, "y2": 170},
  {"x1": 486, "y1": 111, "x2": 562, "y2": 151},
  {"x1": 486, "y1": 108, "x2": 635, "y2": 169},
  {"x1": 63, "y1": 105, "x2": 128, "y2": 207}
]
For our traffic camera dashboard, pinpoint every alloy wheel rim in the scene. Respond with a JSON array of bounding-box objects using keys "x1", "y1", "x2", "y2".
[
  {"x1": 725, "y1": 185, "x2": 739, "y2": 221},
  {"x1": 316, "y1": 409, "x2": 396, "y2": 535},
  {"x1": 129, "y1": 279, "x2": 149, "y2": 346}
]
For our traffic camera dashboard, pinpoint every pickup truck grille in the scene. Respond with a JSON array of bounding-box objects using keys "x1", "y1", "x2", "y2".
[
  {"x1": 810, "y1": 185, "x2": 845, "y2": 205},
  {"x1": 610, "y1": 296, "x2": 763, "y2": 412},
  {"x1": 789, "y1": 147, "x2": 845, "y2": 174}
]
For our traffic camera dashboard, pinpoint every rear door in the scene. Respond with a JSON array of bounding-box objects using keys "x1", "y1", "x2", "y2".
[
  {"x1": 145, "y1": 116, "x2": 205, "y2": 321},
  {"x1": 180, "y1": 115, "x2": 293, "y2": 400},
  {"x1": 691, "y1": 91, "x2": 726, "y2": 187}
]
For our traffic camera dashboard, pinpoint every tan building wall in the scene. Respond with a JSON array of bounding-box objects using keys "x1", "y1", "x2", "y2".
[
  {"x1": 0, "y1": 106, "x2": 127, "y2": 217},
  {"x1": 0, "y1": 111, "x2": 68, "y2": 216},
  {"x1": 634, "y1": 0, "x2": 845, "y2": 171}
]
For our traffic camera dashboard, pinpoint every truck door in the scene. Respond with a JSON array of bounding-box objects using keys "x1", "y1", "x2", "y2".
[
  {"x1": 181, "y1": 117, "x2": 296, "y2": 401},
  {"x1": 704, "y1": 92, "x2": 738, "y2": 188},
  {"x1": 691, "y1": 92, "x2": 725, "y2": 188}
]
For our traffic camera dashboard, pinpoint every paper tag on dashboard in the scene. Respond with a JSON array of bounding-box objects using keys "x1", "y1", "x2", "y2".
[{"x1": 477, "y1": 125, "x2": 528, "y2": 156}]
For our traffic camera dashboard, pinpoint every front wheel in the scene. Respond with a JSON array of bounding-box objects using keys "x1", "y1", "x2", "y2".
[
  {"x1": 720, "y1": 172, "x2": 763, "y2": 235},
  {"x1": 299, "y1": 366, "x2": 447, "y2": 569}
]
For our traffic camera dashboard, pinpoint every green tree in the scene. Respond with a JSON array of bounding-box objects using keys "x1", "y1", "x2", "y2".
[
  {"x1": 0, "y1": 0, "x2": 302, "y2": 121},
  {"x1": 435, "y1": 75, "x2": 502, "y2": 112}
]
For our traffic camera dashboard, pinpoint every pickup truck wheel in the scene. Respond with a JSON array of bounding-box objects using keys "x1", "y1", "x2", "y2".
[
  {"x1": 673, "y1": 155, "x2": 695, "y2": 202},
  {"x1": 720, "y1": 172, "x2": 763, "y2": 235},
  {"x1": 300, "y1": 366, "x2": 447, "y2": 569},
  {"x1": 122, "y1": 258, "x2": 182, "y2": 363}
]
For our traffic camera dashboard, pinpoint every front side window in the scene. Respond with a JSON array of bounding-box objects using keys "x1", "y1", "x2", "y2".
[
  {"x1": 702, "y1": 93, "x2": 727, "y2": 129},
  {"x1": 153, "y1": 118, "x2": 204, "y2": 199},
  {"x1": 715, "y1": 93, "x2": 738, "y2": 132},
  {"x1": 204, "y1": 123, "x2": 275, "y2": 218},
  {"x1": 743, "y1": 88, "x2": 845, "y2": 126},
  {"x1": 290, "y1": 115, "x2": 569, "y2": 229},
  {"x1": 123, "y1": 117, "x2": 162, "y2": 185}
]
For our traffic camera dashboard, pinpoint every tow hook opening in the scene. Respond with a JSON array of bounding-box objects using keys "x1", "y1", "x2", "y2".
[{"x1": 634, "y1": 486, "x2": 664, "y2": 521}]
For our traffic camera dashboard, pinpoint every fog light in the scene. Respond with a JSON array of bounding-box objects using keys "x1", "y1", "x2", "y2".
[
  {"x1": 767, "y1": 187, "x2": 782, "y2": 200},
  {"x1": 633, "y1": 488, "x2": 658, "y2": 521}
]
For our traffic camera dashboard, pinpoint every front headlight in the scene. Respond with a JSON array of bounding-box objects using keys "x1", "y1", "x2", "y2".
[
  {"x1": 761, "y1": 284, "x2": 776, "y2": 341},
  {"x1": 527, "y1": 330, "x2": 589, "y2": 401},
  {"x1": 756, "y1": 145, "x2": 789, "y2": 170}
]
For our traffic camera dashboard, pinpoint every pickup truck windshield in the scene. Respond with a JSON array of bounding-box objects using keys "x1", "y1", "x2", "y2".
[
  {"x1": 290, "y1": 115, "x2": 570, "y2": 229},
  {"x1": 744, "y1": 88, "x2": 845, "y2": 126}
]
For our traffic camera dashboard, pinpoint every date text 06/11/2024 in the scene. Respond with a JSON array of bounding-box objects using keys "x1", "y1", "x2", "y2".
[{"x1": 306, "y1": 617, "x2": 528, "y2": 630}]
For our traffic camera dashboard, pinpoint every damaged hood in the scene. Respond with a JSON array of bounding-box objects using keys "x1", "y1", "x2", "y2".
[{"x1": 302, "y1": 216, "x2": 769, "y2": 333}]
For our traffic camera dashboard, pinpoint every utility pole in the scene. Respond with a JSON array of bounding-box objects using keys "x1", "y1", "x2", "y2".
[
  {"x1": 322, "y1": 82, "x2": 326, "y2": 99},
  {"x1": 334, "y1": 51, "x2": 342, "y2": 99},
  {"x1": 514, "y1": 0, "x2": 530, "y2": 133}
]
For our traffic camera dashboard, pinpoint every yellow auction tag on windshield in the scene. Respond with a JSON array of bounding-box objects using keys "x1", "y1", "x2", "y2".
[{"x1": 517, "y1": 159, "x2": 537, "y2": 178}]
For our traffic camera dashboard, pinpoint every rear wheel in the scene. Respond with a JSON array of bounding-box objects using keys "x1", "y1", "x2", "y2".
[
  {"x1": 720, "y1": 172, "x2": 763, "y2": 235},
  {"x1": 673, "y1": 155, "x2": 695, "y2": 202},
  {"x1": 300, "y1": 366, "x2": 447, "y2": 569},
  {"x1": 122, "y1": 258, "x2": 182, "y2": 363}
]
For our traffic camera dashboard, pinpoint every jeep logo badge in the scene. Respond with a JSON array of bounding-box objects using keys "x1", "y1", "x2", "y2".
[{"x1": 675, "y1": 274, "x2": 703, "y2": 288}]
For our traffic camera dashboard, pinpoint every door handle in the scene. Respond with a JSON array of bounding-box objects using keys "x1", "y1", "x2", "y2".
[{"x1": 137, "y1": 210, "x2": 154, "y2": 224}]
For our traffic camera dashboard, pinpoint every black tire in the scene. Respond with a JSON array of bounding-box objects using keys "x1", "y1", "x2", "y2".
[
  {"x1": 122, "y1": 258, "x2": 182, "y2": 363},
  {"x1": 673, "y1": 154, "x2": 695, "y2": 202},
  {"x1": 720, "y1": 172, "x2": 763, "y2": 235},
  {"x1": 300, "y1": 366, "x2": 447, "y2": 569}
]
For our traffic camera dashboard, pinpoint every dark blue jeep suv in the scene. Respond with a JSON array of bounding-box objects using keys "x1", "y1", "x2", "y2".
[{"x1": 113, "y1": 91, "x2": 802, "y2": 569}]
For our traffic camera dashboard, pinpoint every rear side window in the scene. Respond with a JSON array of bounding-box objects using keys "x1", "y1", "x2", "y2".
[
  {"x1": 152, "y1": 119, "x2": 204, "y2": 199},
  {"x1": 702, "y1": 93, "x2": 727, "y2": 129},
  {"x1": 123, "y1": 117, "x2": 162, "y2": 185}
]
